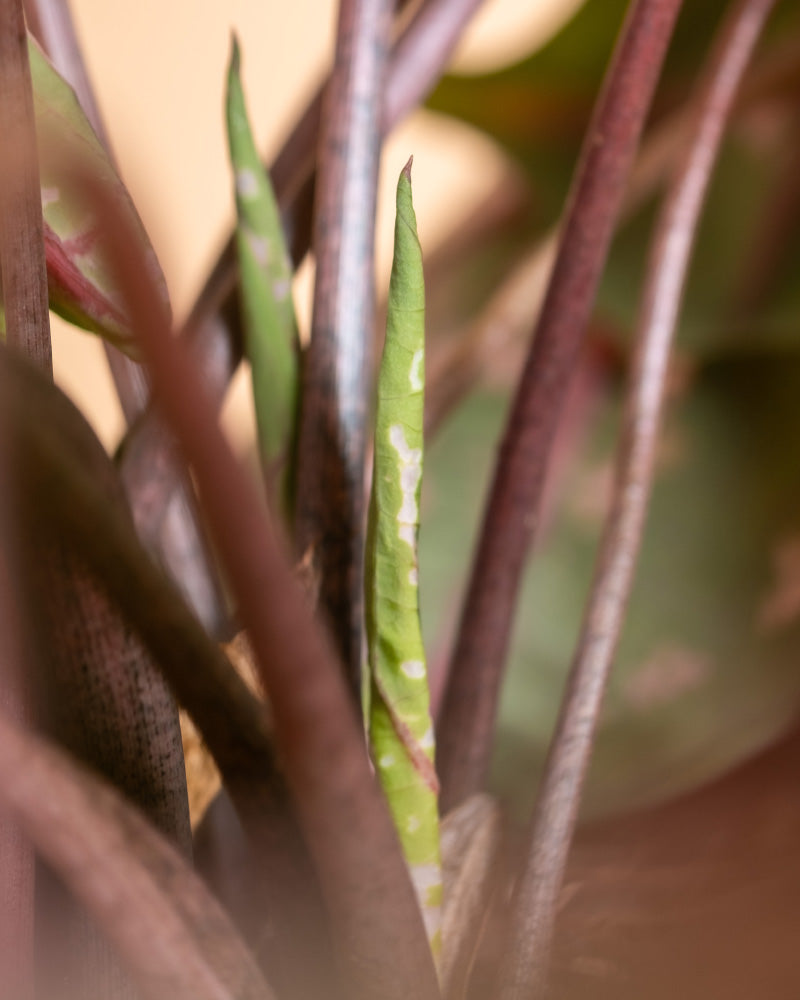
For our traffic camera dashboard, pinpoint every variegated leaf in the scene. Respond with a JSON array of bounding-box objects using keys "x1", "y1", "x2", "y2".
[
  {"x1": 365, "y1": 160, "x2": 442, "y2": 960},
  {"x1": 225, "y1": 38, "x2": 298, "y2": 509}
]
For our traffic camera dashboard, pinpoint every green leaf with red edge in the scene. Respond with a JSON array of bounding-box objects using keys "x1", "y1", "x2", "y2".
[{"x1": 0, "y1": 37, "x2": 170, "y2": 352}]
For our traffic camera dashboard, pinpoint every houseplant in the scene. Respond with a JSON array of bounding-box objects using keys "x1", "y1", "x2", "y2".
[{"x1": 1, "y1": 0, "x2": 798, "y2": 997}]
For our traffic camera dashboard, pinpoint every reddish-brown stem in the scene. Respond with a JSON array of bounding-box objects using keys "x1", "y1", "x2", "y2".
[
  {"x1": 5, "y1": 349, "x2": 278, "y2": 795},
  {"x1": 185, "y1": 0, "x2": 490, "y2": 344},
  {"x1": 293, "y1": 0, "x2": 394, "y2": 695},
  {"x1": 120, "y1": 0, "x2": 489, "y2": 495},
  {"x1": 383, "y1": 0, "x2": 485, "y2": 128},
  {"x1": 0, "y1": 10, "x2": 50, "y2": 989},
  {"x1": 109, "y1": 0, "x2": 494, "y2": 648},
  {"x1": 435, "y1": 0, "x2": 686, "y2": 812},
  {"x1": 0, "y1": 0, "x2": 52, "y2": 373},
  {"x1": 4, "y1": 344, "x2": 331, "y2": 998},
  {"x1": 0, "y1": 382, "x2": 34, "y2": 1000},
  {"x1": 0, "y1": 711, "x2": 275, "y2": 1000},
  {"x1": 118, "y1": 0, "x2": 491, "y2": 608},
  {"x1": 497, "y1": 1, "x2": 776, "y2": 997},
  {"x1": 87, "y1": 177, "x2": 440, "y2": 1000},
  {"x1": 25, "y1": 0, "x2": 230, "y2": 636}
]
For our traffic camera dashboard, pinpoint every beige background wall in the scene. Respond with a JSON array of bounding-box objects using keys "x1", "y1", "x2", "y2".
[{"x1": 52, "y1": 0, "x2": 580, "y2": 450}]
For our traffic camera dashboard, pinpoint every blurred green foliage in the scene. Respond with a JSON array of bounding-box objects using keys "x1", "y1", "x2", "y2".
[{"x1": 420, "y1": 0, "x2": 800, "y2": 820}]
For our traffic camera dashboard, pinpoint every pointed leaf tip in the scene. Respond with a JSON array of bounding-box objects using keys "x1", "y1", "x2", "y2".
[
  {"x1": 225, "y1": 41, "x2": 299, "y2": 515},
  {"x1": 229, "y1": 33, "x2": 241, "y2": 74}
]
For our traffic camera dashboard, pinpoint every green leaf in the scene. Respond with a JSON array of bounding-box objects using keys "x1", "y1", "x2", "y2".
[
  {"x1": 421, "y1": 355, "x2": 800, "y2": 824},
  {"x1": 22, "y1": 36, "x2": 170, "y2": 352},
  {"x1": 426, "y1": 0, "x2": 794, "y2": 192},
  {"x1": 425, "y1": 3, "x2": 800, "y2": 365},
  {"x1": 365, "y1": 161, "x2": 442, "y2": 958},
  {"x1": 225, "y1": 38, "x2": 298, "y2": 509}
]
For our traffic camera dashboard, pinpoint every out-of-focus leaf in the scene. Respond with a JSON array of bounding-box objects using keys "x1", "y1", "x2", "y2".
[
  {"x1": 422, "y1": 355, "x2": 800, "y2": 822},
  {"x1": 18, "y1": 37, "x2": 170, "y2": 352},
  {"x1": 600, "y1": 131, "x2": 800, "y2": 359},
  {"x1": 425, "y1": 2, "x2": 800, "y2": 366},
  {"x1": 225, "y1": 39, "x2": 298, "y2": 506},
  {"x1": 427, "y1": 1, "x2": 797, "y2": 190},
  {"x1": 0, "y1": 711, "x2": 273, "y2": 1000}
]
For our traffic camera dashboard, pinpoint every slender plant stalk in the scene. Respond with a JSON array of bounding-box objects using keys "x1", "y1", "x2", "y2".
[
  {"x1": 497, "y1": 2, "x2": 776, "y2": 998},
  {"x1": 0, "y1": 7, "x2": 51, "y2": 993},
  {"x1": 3, "y1": 342, "x2": 334, "y2": 998},
  {"x1": 25, "y1": 0, "x2": 230, "y2": 637},
  {"x1": 435, "y1": 0, "x2": 686, "y2": 812},
  {"x1": 0, "y1": 389, "x2": 34, "y2": 1000},
  {"x1": 293, "y1": 0, "x2": 394, "y2": 695},
  {"x1": 116, "y1": 0, "x2": 492, "y2": 599},
  {"x1": 0, "y1": 711, "x2": 275, "y2": 1000},
  {"x1": 185, "y1": 0, "x2": 491, "y2": 344},
  {"x1": 2, "y1": 9, "x2": 195, "y2": 996},
  {"x1": 86, "y1": 176, "x2": 441, "y2": 1000},
  {"x1": 382, "y1": 0, "x2": 485, "y2": 128},
  {"x1": 6, "y1": 350, "x2": 279, "y2": 796},
  {"x1": 0, "y1": 0, "x2": 52, "y2": 372}
]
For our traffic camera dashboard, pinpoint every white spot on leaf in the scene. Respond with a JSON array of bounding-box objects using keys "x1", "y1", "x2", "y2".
[
  {"x1": 379, "y1": 753, "x2": 396, "y2": 769},
  {"x1": 407, "y1": 814, "x2": 421, "y2": 833},
  {"x1": 401, "y1": 660, "x2": 426, "y2": 680},
  {"x1": 247, "y1": 232, "x2": 270, "y2": 267},
  {"x1": 409, "y1": 863, "x2": 443, "y2": 942},
  {"x1": 399, "y1": 525, "x2": 415, "y2": 547},
  {"x1": 389, "y1": 424, "x2": 421, "y2": 551},
  {"x1": 409, "y1": 349, "x2": 424, "y2": 392},
  {"x1": 236, "y1": 168, "x2": 259, "y2": 199},
  {"x1": 410, "y1": 862, "x2": 441, "y2": 892}
]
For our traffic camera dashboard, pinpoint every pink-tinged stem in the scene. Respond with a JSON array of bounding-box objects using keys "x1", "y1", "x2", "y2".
[
  {"x1": 0, "y1": 0, "x2": 52, "y2": 373},
  {"x1": 86, "y1": 177, "x2": 440, "y2": 1000},
  {"x1": 0, "y1": 711, "x2": 276, "y2": 1000},
  {"x1": 186, "y1": 0, "x2": 491, "y2": 341},
  {"x1": 0, "y1": 380, "x2": 34, "y2": 1000},
  {"x1": 435, "y1": 0, "x2": 686, "y2": 812},
  {"x1": 0, "y1": 3, "x2": 49, "y2": 992},
  {"x1": 497, "y1": 1, "x2": 777, "y2": 997},
  {"x1": 293, "y1": 0, "x2": 394, "y2": 695},
  {"x1": 26, "y1": 0, "x2": 229, "y2": 637}
]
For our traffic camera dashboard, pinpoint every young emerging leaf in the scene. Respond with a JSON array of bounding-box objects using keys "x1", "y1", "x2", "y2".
[
  {"x1": 225, "y1": 38, "x2": 298, "y2": 509},
  {"x1": 365, "y1": 160, "x2": 442, "y2": 959},
  {"x1": 11, "y1": 37, "x2": 171, "y2": 353}
]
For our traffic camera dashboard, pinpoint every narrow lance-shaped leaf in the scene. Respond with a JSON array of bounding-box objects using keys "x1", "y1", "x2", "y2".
[
  {"x1": 365, "y1": 160, "x2": 442, "y2": 959},
  {"x1": 225, "y1": 38, "x2": 299, "y2": 511},
  {"x1": 4, "y1": 36, "x2": 170, "y2": 353}
]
